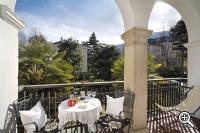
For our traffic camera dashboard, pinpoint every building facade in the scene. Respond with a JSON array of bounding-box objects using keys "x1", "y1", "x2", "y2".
[{"x1": 148, "y1": 32, "x2": 182, "y2": 67}]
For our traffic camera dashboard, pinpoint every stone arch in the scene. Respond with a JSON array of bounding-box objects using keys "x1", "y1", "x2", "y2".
[
  {"x1": 155, "y1": 0, "x2": 200, "y2": 86},
  {"x1": 115, "y1": 0, "x2": 155, "y2": 30},
  {"x1": 115, "y1": 0, "x2": 134, "y2": 30},
  {"x1": 116, "y1": 0, "x2": 200, "y2": 42},
  {"x1": 160, "y1": 0, "x2": 200, "y2": 42}
]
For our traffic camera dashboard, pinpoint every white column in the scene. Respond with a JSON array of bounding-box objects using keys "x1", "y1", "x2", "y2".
[
  {"x1": 184, "y1": 40, "x2": 200, "y2": 86},
  {"x1": 0, "y1": 4, "x2": 24, "y2": 128},
  {"x1": 122, "y1": 27, "x2": 152, "y2": 132}
]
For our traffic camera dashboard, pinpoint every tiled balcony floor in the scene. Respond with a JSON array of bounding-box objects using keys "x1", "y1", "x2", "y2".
[{"x1": 148, "y1": 111, "x2": 200, "y2": 133}]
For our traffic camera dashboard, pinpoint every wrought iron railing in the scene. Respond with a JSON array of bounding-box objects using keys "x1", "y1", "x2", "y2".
[
  {"x1": 147, "y1": 78, "x2": 188, "y2": 112},
  {"x1": 18, "y1": 81, "x2": 124, "y2": 118},
  {"x1": 17, "y1": 78, "x2": 188, "y2": 132},
  {"x1": 19, "y1": 78, "x2": 188, "y2": 113}
]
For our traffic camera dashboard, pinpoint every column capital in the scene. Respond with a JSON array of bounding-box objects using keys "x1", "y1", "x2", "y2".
[
  {"x1": 0, "y1": 4, "x2": 25, "y2": 30},
  {"x1": 121, "y1": 27, "x2": 152, "y2": 45}
]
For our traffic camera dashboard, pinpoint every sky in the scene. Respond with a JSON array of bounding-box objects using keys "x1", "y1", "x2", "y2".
[{"x1": 16, "y1": 0, "x2": 181, "y2": 45}]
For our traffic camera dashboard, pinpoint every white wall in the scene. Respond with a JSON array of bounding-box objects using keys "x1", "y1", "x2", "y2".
[
  {"x1": 0, "y1": 19, "x2": 18, "y2": 128},
  {"x1": 0, "y1": 0, "x2": 19, "y2": 128},
  {"x1": 185, "y1": 41, "x2": 200, "y2": 86}
]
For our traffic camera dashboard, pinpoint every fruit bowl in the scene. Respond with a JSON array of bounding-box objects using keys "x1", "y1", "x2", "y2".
[{"x1": 67, "y1": 98, "x2": 77, "y2": 107}]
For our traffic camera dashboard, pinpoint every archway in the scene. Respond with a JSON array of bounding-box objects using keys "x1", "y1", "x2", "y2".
[
  {"x1": 148, "y1": 2, "x2": 188, "y2": 78},
  {"x1": 152, "y1": 0, "x2": 200, "y2": 86},
  {"x1": 116, "y1": 0, "x2": 200, "y2": 131}
]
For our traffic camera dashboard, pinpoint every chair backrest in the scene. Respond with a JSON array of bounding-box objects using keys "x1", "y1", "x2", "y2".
[
  {"x1": 114, "y1": 90, "x2": 135, "y2": 120},
  {"x1": 95, "y1": 90, "x2": 135, "y2": 119},
  {"x1": 95, "y1": 91, "x2": 115, "y2": 109},
  {"x1": 0, "y1": 104, "x2": 17, "y2": 133},
  {"x1": 13, "y1": 96, "x2": 38, "y2": 133},
  {"x1": 13, "y1": 95, "x2": 69, "y2": 132}
]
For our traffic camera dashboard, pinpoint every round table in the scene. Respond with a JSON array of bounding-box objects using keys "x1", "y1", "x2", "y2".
[{"x1": 58, "y1": 97, "x2": 102, "y2": 131}]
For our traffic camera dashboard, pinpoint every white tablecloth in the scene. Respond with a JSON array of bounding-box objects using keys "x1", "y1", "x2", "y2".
[{"x1": 58, "y1": 97, "x2": 102, "y2": 131}]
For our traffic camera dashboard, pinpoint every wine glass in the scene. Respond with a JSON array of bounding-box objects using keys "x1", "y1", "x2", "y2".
[
  {"x1": 80, "y1": 91, "x2": 85, "y2": 96},
  {"x1": 87, "y1": 91, "x2": 92, "y2": 97},
  {"x1": 91, "y1": 91, "x2": 96, "y2": 97}
]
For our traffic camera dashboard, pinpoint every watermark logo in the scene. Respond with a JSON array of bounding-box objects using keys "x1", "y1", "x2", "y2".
[{"x1": 178, "y1": 111, "x2": 194, "y2": 127}]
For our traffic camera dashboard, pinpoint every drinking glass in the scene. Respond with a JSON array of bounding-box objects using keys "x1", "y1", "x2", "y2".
[
  {"x1": 91, "y1": 91, "x2": 96, "y2": 97},
  {"x1": 87, "y1": 91, "x2": 92, "y2": 97},
  {"x1": 80, "y1": 91, "x2": 85, "y2": 96}
]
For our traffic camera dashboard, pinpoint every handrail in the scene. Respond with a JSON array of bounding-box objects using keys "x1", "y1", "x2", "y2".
[
  {"x1": 148, "y1": 78, "x2": 187, "y2": 81},
  {"x1": 18, "y1": 81, "x2": 124, "y2": 92},
  {"x1": 18, "y1": 78, "x2": 187, "y2": 92}
]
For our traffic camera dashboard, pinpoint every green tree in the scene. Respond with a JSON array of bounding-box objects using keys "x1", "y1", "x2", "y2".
[
  {"x1": 58, "y1": 38, "x2": 82, "y2": 79},
  {"x1": 82, "y1": 33, "x2": 120, "y2": 81},
  {"x1": 19, "y1": 34, "x2": 74, "y2": 85},
  {"x1": 148, "y1": 55, "x2": 162, "y2": 74},
  {"x1": 82, "y1": 32, "x2": 99, "y2": 54},
  {"x1": 95, "y1": 45, "x2": 120, "y2": 80},
  {"x1": 111, "y1": 56, "x2": 124, "y2": 80},
  {"x1": 28, "y1": 30, "x2": 47, "y2": 44},
  {"x1": 111, "y1": 55, "x2": 162, "y2": 80},
  {"x1": 148, "y1": 55, "x2": 162, "y2": 79},
  {"x1": 157, "y1": 66, "x2": 185, "y2": 78},
  {"x1": 170, "y1": 20, "x2": 188, "y2": 68},
  {"x1": 82, "y1": 32, "x2": 101, "y2": 79}
]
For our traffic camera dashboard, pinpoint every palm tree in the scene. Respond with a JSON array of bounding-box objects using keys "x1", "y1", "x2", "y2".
[{"x1": 19, "y1": 35, "x2": 74, "y2": 85}]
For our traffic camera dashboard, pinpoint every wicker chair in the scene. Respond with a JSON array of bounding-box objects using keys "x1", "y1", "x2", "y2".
[
  {"x1": 96, "y1": 90, "x2": 135, "y2": 133},
  {"x1": 13, "y1": 95, "x2": 69, "y2": 133}
]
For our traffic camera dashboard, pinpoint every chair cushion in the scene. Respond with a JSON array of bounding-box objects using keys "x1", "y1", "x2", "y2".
[
  {"x1": 20, "y1": 101, "x2": 47, "y2": 132},
  {"x1": 106, "y1": 95, "x2": 124, "y2": 116}
]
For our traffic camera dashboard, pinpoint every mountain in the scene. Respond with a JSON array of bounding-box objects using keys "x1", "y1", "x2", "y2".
[
  {"x1": 149, "y1": 31, "x2": 169, "y2": 39},
  {"x1": 148, "y1": 31, "x2": 170, "y2": 45},
  {"x1": 116, "y1": 44, "x2": 124, "y2": 51}
]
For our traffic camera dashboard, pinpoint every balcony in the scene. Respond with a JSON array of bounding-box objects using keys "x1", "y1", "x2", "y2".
[{"x1": 2, "y1": 78, "x2": 199, "y2": 133}]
